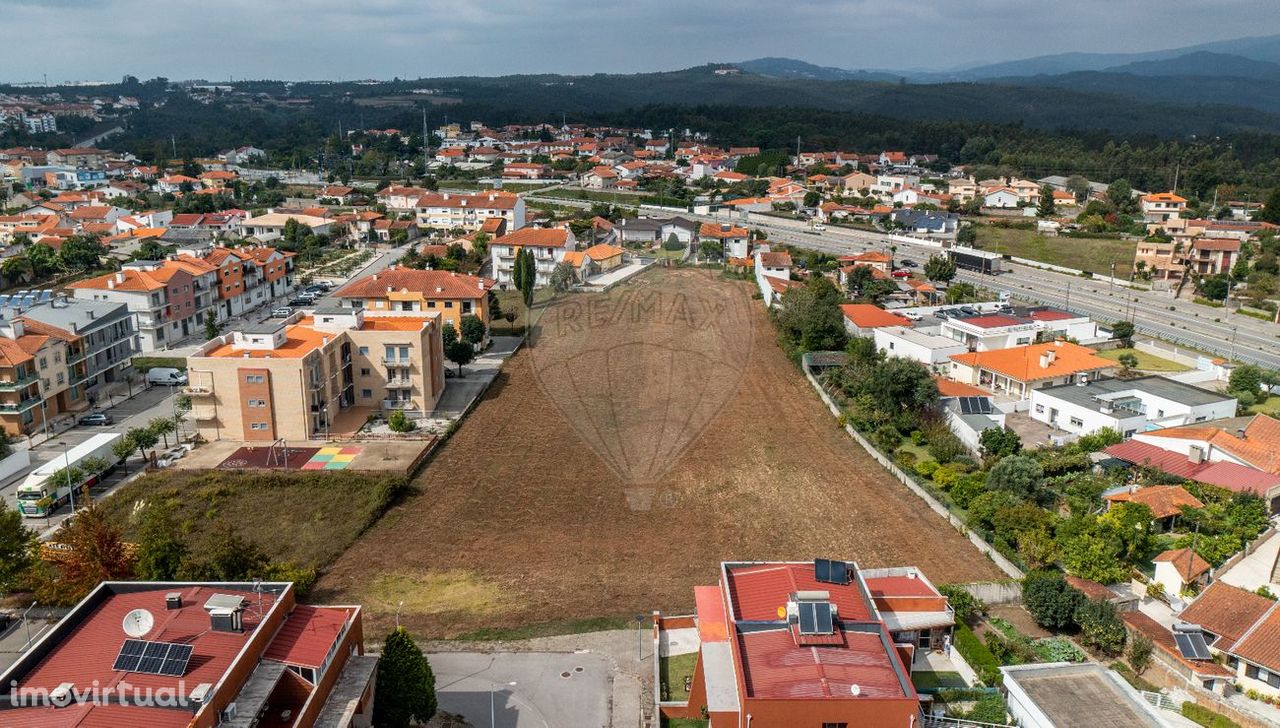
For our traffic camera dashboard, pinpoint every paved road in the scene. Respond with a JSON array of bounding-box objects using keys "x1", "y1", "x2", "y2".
[
  {"x1": 526, "y1": 194, "x2": 1280, "y2": 368},
  {"x1": 429, "y1": 651, "x2": 610, "y2": 728}
]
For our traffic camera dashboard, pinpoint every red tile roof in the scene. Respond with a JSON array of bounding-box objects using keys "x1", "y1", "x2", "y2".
[
  {"x1": 1102, "y1": 440, "x2": 1280, "y2": 495},
  {"x1": 1230, "y1": 603, "x2": 1280, "y2": 671},
  {"x1": 333, "y1": 268, "x2": 494, "y2": 300},
  {"x1": 1180, "y1": 581, "x2": 1275, "y2": 652},
  {"x1": 1026, "y1": 309, "x2": 1077, "y2": 322},
  {"x1": 840, "y1": 304, "x2": 911, "y2": 330},
  {"x1": 1120, "y1": 611, "x2": 1234, "y2": 678},
  {"x1": 724, "y1": 563, "x2": 872, "y2": 622},
  {"x1": 1153, "y1": 548, "x2": 1211, "y2": 581},
  {"x1": 1105, "y1": 485, "x2": 1203, "y2": 520},
  {"x1": 737, "y1": 628, "x2": 909, "y2": 699},
  {"x1": 935, "y1": 378, "x2": 989, "y2": 397},
  {"x1": 261, "y1": 605, "x2": 354, "y2": 669},
  {"x1": 955, "y1": 314, "x2": 1027, "y2": 329},
  {"x1": 493, "y1": 227, "x2": 573, "y2": 248}
]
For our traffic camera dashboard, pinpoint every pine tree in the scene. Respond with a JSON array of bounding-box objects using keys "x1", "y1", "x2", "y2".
[
  {"x1": 373, "y1": 627, "x2": 437, "y2": 728},
  {"x1": 512, "y1": 248, "x2": 525, "y2": 291}
]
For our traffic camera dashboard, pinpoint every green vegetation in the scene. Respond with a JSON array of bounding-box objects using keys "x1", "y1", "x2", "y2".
[
  {"x1": 912, "y1": 671, "x2": 967, "y2": 691},
  {"x1": 1097, "y1": 348, "x2": 1190, "y2": 372},
  {"x1": 1181, "y1": 702, "x2": 1242, "y2": 728},
  {"x1": 953, "y1": 623, "x2": 1002, "y2": 686},
  {"x1": 660, "y1": 652, "x2": 699, "y2": 702},
  {"x1": 1110, "y1": 661, "x2": 1160, "y2": 693},
  {"x1": 662, "y1": 719, "x2": 709, "y2": 728},
  {"x1": 131, "y1": 356, "x2": 187, "y2": 372},
  {"x1": 374, "y1": 627, "x2": 437, "y2": 728},
  {"x1": 974, "y1": 225, "x2": 1137, "y2": 278}
]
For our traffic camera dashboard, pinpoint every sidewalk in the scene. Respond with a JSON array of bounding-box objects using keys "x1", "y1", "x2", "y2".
[{"x1": 1218, "y1": 531, "x2": 1280, "y2": 593}]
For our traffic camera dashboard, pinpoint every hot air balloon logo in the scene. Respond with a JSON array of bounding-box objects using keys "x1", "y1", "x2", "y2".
[{"x1": 528, "y1": 271, "x2": 754, "y2": 507}]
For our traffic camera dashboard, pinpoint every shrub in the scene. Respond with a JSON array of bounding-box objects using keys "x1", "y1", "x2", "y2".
[
  {"x1": 1023, "y1": 570, "x2": 1084, "y2": 631},
  {"x1": 895, "y1": 450, "x2": 918, "y2": 469},
  {"x1": 938, "y1": 584, "x2": 984, "y2": 624},
  {"x1": 875, "y1": 424, "x2": 903, "y2": 452},
  {"x1": 1146, "y1": 581, "x2": 1167, "y2": 601},
  {"x1": 953, "y1": 623, "x2": 1002, "y2": 686},
  {"x1": 950, "y1": 474, "x2": 987, "y2": 509},
  {"x1": 1075, "y1": 598, "x2": 1127, "y2": 656},
  {"x1": 1182, "y1": 702, "x2": 1243, "y2": 728},
  {"x1": 910, "y1": 429, "x2": 926, "y2": 446},
  {"x1": 927, "y1": 430, "x2": 968, "y2": 463},
  {"x1": 387, "y1": 410, "x2": 417, "y2": 433},
  {"x1": 915, "y1": 459, "x2": 940, "y2": 478},
  {"x1": 1034, "y1": 637, "x2": 1086, "y2": 662},
  {"x1": 932, "y1": 464, "x2": 961, "y2": 490},
  {"x1": 1128, "y1": 632, "x2": 1154, "y2": 674},
  {"x1": 964, "y1": 693, "x2": 1010, "y2": 724}
]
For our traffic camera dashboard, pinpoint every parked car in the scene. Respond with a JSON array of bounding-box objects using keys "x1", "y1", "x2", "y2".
[
  {"x1": 272, "y1": 307, "x2": 294, "y2": 318},
  {"x1": 892, "y1": 269, "x2": 912, "y2": 278},
  {"x1": 146, "y1": 368, "x2": 187, "y2": 387},
  {"x1": 297, "y1": 291, "x2": 318, "y2": 301},
  {"x1": 900, "y1": 259, "x2": 917, "y2": 268},
  {"x1": 901, "y1": 311, "x2": 923, "y2": 321},
  {"x1": 812, "y1": 224, "x2": 826, "y2": 232},
  {"x1": 78, "y1": 413, "x2": 113, "y2": 426},
  {"x1": 156, "y1": 446, "x2": 187, "y2": 469},
  {"x1": 287, "y1": 298, "x2": 313, "y2": 307}
]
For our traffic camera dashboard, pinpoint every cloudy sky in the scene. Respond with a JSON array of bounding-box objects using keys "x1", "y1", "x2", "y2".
[{"x1": 3, "y1": 0, "x2": 1277, "y2": 83}]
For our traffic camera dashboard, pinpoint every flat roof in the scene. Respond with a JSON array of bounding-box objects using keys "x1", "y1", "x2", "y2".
[
  {"x1": 1002, "y1": 663, "x2": 1166, "y2": 727},
  {"x1": 1039, "y1": 375, "x2": 1231, "y2": 410},
  {"x1": 738, "y1": 626, "x2": 909, "y2": 699},
  {"x1": 877, "y1": 325, "x2": 966, "y2": 350}
]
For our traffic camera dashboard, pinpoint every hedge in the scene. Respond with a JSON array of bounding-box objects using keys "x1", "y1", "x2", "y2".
[
  {"x1": 132, "y1": 356, "x2": 187, "y2": 373},
  {"x1": 954, "y1": 623, "x2": 1002, "y2": 686},
  {"x1": 1181, "y1": 702, "x2": 1241, "y2": 728}
]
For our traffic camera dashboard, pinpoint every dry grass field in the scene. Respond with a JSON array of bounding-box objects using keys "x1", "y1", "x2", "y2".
[{"x1": 314, "y1": 268, "x2": 1002, "y2": 636}]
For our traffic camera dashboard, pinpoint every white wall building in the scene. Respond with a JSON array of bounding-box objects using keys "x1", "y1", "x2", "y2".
[
  {"x1": 1029, "y1": 376, "x2": 1237, "y2": 438},
  {"x1": 874, "y1": 326, "x2": 969, "y2": 371}
]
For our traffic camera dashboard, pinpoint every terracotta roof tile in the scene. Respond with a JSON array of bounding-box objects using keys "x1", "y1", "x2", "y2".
[
  {"x1": 950, "y1": 341, "x2": 1114, "y2": 383},
  {"x1": 333, "y1": 268, "x2": 494, "y2": 299},
  {"x1": 1153, "y1": 547, "x2": 1211, "y2": 581},
  {"x1": 1105, "y1": 485, "x2": 1203, "y2": 520}
]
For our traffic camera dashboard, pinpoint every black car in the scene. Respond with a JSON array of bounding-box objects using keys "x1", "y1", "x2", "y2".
[
  {"x1": 79, "y1": 413, "x2": 113, "y2": 426},
  {"x1": 900, "y1": 259, "x2": 917, "y2": 267}
]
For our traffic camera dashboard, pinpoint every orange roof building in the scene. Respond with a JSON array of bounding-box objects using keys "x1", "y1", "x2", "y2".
[
  {"x1": 840, "y1": 304, "x2": 910, "y2": 335},
  {"x1": 333, "y1": 267, "x2": 495, "y2": 332},
  {"x1": 1105, "y1": 485, "x2": 1203, "y2": 522},
  {"x1": 948, "y1": 340, "x2": 1115, "y2": 399},
  {"x1": 1134, "y1": 414, "x2": 1280, "y2": 475}
]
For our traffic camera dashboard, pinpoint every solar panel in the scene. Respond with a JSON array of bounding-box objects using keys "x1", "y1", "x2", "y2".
[
  {"x1": 958, "y1": 397, "x2": 993, "y2": 415},
  {"x1": 814, "y1": 558, "x2": 850, "y2": 585},
  {"x1": 1174, "y1": 631, "x2": 1212, "y2": 661},
  {"x1": 112, "y1": 639, "x2": 194, "y2": 676},
  {"x1": 798, "y1": 602, "x2": 817, "y2": 634}
]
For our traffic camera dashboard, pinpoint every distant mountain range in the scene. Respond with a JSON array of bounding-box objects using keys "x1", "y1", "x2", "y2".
[{"x1": 734, "y1": 34, "x2": 1280, "y2": 113}]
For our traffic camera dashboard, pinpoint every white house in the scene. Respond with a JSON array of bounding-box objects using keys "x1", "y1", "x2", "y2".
[
  {"x1": 874, "y1": 326, "x2": 969, "y2": 371},
  {"x1": 983, "y1": 188, "x2": 1020, "y2": 209},
  {"x1": 489, "y1": 226, "x2": 575, "y2": 288},
  {"x1": 1029, "y1": 376, "x2": 1237, "y2": 438}
]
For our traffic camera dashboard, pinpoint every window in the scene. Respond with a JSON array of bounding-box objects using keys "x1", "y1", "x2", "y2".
[
  {"x1": 359, "y1": 346, "x2": 369, "y2": 355},
  {"x1": 53, "y1": 351, "x2": 61, "y2": 363},
  {"x1": 1157, "y1": 409, "x2": 1165, "y2": 418},
  {"x1": 444, "y1": 301, "x2": 453, "y2": 309},
  {"x1": 384, "y1": 346, "x2": 396, "y2": 361},
  {"x1": 822, "y1": 724, "x2": 849, "y2": 728},
  {"x1": 360, "y1": 368, "x2": 371, "y2": 376},
  {"x1": 250, "y1": 423, "x2": 268, "y2": 431},
  {"x1": 427, "y1": 301, "x2": 437, "y2": 308},
  {"x1": 399, "y1": 346, "x2": 409, "y2": 359},
  {"x1": 1069, "y1": 416, "x2": 1084, "y2": 428},
  {"x1": 245, "y1": 374, "x2": 264, "y2": 384},
  {"x1": 248, "y1": 399, "x2": 266, "y2": 408},
  {"x1": 1124, "y1": 430, "x2": 1136, "y2": 437},
  {"x1": 1034, "y1": 404, "x2": 1045, "y2": 413},
  {"x1": 56, "y1": 373, "x2": 64, "y2": 385},
  {"x1": 361, "y1": 389, "x2": 372, "y2": 398},
  {"x1": 462, "y1": 301, "x2": 472, "y2": 313},
  {"x1": 39, "y1": 357, "x2": 47, "y2": 369}
]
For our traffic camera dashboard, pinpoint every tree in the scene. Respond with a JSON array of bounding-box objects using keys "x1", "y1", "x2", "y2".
[
  {"x1": 58, "y1": 235, "x2": 106, "y2": 271},
  {"x1": 0, "y1": 500, "x2": 37, "y2": 592},
  {"x1": 441, "y1": 322, "x2": 457, "y2": 349},
  {"x1": 1198, "y1": 274, "x2": 1230, "y2": 301},
  {"x1": 149, "y1": 417, "x2": 176, "y2": 448},
  {"x1": 979, "y1": 427, "x2": 1022, "y2": 459},
  {"x1": 1066, "y1": 175, "x2": 1091, "y2": 203},
  {"x1": 128, "y1": 425, "x2": 159, "y2": 461},
  {"x1": 550, "y1": 261, "x2": 575, "y2": 291},
  {"x1": 986, "y1": 454, "x2": 1044, "y2": 501},
  {"x1": 445, "y1": 340, "x2": 475, "y2": 376},
  {"x1": 698, "y1": 240, "x2": 723, "y2": 260},
  {"x1": 37, "y1": 504, "x2": 136, "y2": 605},
  {"x1": 1110, "y1": 320, "x2": 1134, "y2": 344},
  {"x1": 1106, "y1": 179, "x2": 1135, "y2": 213},
  {"x1": 662, "y1": 232, "x2": 684, "y2": 252},
  {"x1": 387, "y1": 409, "x2": 417, "y2": 433},
  {"x1": 1128, "y1": 632, "x2": 1154, "y2": 674},
  {"x1": 1258, "y1": 187, "x2": 1280, "y2": 225},
  {"x1": 1023, "y1": 570, "x2": 1084, "y2": 631},
  {"x1": 946, "y1": 282, "x2": 978, "y2": 304},
  {"x1": 458, "y1": 314, "x2": 487, "y2": 346},
  {"x1": 775, "y1": 275, "x2": 848, "y2": 353},
  {"x1": 184, "y1": 526, "x2": 269, "y2": 581},
  {"x1": 518, "y1": 249, "x2": 536, "y2": 306},
  {"x1": 924, "y1": 254, "x2": 957, "y2": 282},
  {"x1": 803, "y1": 190, "x2": 821, "y2": 208},
  {"x1": 112, "y1": 435, "x2": 137, "y2": 473},
  {"x1": 374, "y1": 627, "x2": 437, "y2": 727},
  {"x1": 1117, "y1": 352, "x2": 1139, "y2": 376},
  {"x1": 204, "y1": 314, "x2": 223, "y2": 341},
  {"x1": 135, "y1": 506, "x2": 187, "y2": 581},
  {"x1": 511, "y1": 248, "x2": 526, "y2": 292},
  {"x1": 1037, "y1": 184, "x2": 1056, "y2": 217},
  {"x1": 1074, "y1": 598, "x2": 1127, "y2": 655},
  {"x1": 1229, "y1": 364, "x2": 1264, "y2": 401}
]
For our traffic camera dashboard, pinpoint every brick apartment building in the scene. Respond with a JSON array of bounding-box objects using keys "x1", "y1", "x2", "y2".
[
  {"x1": 0, "y1": 581, "x2": 376, "y2": 727},
  {"x1": 185, "y1": 304, "x2": 445, "y2": 441}
]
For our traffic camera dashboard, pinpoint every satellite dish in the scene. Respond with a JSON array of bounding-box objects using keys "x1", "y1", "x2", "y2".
[
  {"x1": 122, "y1": 608, "x2": 155, "y2": 638},
  {"x1": 849, "y1": 684, "x2": 861, "y2": 697}
]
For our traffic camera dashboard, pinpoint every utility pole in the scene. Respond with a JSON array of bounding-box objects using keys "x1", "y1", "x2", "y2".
[
  {"x1": 1172, "y1": 161, "x2": 1180, "y2": 194},
  {"x1": 1065, "y1": 282, "x2": 1072, "y2": 312},
  {"x1": 422, "y1": 107, "x2": 429, "y2": 180}
]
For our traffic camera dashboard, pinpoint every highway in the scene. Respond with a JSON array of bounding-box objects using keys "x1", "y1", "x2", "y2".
[{"x1": 525, "y1": 193, "x2": 1280, "y2": 369}]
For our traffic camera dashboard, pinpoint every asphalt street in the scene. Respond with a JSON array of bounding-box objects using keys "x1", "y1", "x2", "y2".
[
  {"x1": 430, "y1": 651, "x2": 610, "y2": 728},
  {"x1": 527, "y1": 194, "x2": 1280, "y2": 368}
]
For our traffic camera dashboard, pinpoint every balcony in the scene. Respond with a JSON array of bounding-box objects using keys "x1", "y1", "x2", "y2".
[
  {"x1": 0, "y1": 396, "x2": 41, "y2": 413},
  {"x1": 183, "y1": 384, "x2": 213, "y2": 396},
  {"x1": 382, "y1": 356, "x2": 412, "y2": 366},
  {"x1": 0, "y1": 372, "x2": 39, "y2": 391},
  {"x1": 191, "y1": 405, "x2": 217, "y2": 420},
  {"x1": 381, "y1": 399, "x2": 413, "y2": 410},
  {"x1": 386, "y1": 377, "x2": 413, "y2": 388}
]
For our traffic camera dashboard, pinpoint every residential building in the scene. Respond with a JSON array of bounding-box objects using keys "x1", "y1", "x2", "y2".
[
  {"x1": 1000, "y1": 662, "x2": 1170, "y2": 728},
  {"x1": 1153, "y1": 547, "x2": 1212, "y2": 596},
  {"x1": 238, "y1": 212, "x2": 335, "y2": 241},
  {"x1": 983, "y1": 188, "x2": 1021, "y2": 209},
  {"x1": 1186, "y1": 238, "x2": 1240, "y2": 276},
  {"x1": 1178, "y1": 581, "x2": 1280, "y2": 699},
  {"x1": 755, "y1": 251, "x2": 791, "y2": 281},
  {"x1": 839, "y1": 251, "x2": 892, "y2": 273},
  {"x1": 333, "y1": 267, "x2": 495, "y2": 333},
  {"x1": 698, "y1": 222, "x2": 749, "y2": 258},
  {"x1": 948, "y1": 340, "x2": 1117, "y2": 400},
  {"x1": 1029, "y1": 376, "x2": 1237, "y2": 437},
  {"x1": 0, "y1": 580, "x2": 376, "y2": 727},
  {"x1": 1102, "y1": 439, "x2": 1280, "y2": 513},
  {"x1": 67, "y1": 258, "x2": 219, "y2": 351},
  {"x1": 489, "y1": 227, "x2": 575, "y2": 288},
  {"x1": 413, "y1": 191, "x2": 525, "y2": 232},
  {"x1": 889, "y1": 209, "x2": 959, "y2": 237},
  {"x1": 840, "y1": 304, "x2": 910, "y2": 337},
  {"x1": 560, "y1": 244, "x2": 626, "y2": 282},
  {"x1": 942, "y1": 313, "x2": 1039, "y2": 352},
  {"x1": 617, "y1": 216, "x2": 697, "y2": 246},
  {"x1": 186, "y1": 306, "x2": 445, "y2": 441},
  {"x1": 1133, "y1": 414, "x2": 1280, "y2": 482},
  {"x1": 0, "y1": 315, "x2": 87, "y2": 437},
  {"x1": 873, "y1": 326, "x2": 969, "y2": 371},
  {"x1": 653, "y1": 560, "x2": 948, "y2": 728},
  {"x1": 18, "y1": 295, "x2": 137, "y2": 401},
  {"x1": 1141, "y1": 192, "x2": 1188, "y2": 223}
]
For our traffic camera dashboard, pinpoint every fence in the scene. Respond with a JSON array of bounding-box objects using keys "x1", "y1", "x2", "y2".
[
  {"x1": 802, "y1": 366, "x2": 1024, "y2": 580},
  {"x1": 1141, "y1": 690, "x2": 1182, "y2": 711},
  {"x1": 1210, "y1": 526, "x2": 1277, "y2": 582},
  {"x1": 959, "y1": 581, "x2": 1023, "y2": 606}
]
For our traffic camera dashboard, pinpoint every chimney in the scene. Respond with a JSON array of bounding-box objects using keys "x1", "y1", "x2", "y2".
[
  {"x1": 107, "y1": 278, "x2": 115, "y2": 290},
  {"x1": 165, "y1": 592, "x2": 182, "y2": 610},
  {"x1": 210, "y1": 607, "x2": 243, "y2": 633},
  {"x1": 1189, "y1": 445, "x2": 1205, "y2": 464},
  {"x1": 115, "y1": 271, "x2": 124, "y2": 283},
  {"x1": 87, "y1": 310, "x2": 94, "y2": 320},
  {"x1": 1040, "y1": 350, "x2": 1055, "y2": 368},
  {"x1": 1238, "y1": 427, "x2": 1247, "y2": 439}
]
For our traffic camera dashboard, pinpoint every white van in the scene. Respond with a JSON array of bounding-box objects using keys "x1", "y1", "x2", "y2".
[{"x1": 146, "y1": 367, "x2": 187, "y2": 386}]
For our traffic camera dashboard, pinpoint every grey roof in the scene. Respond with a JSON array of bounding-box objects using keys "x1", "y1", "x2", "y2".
[
  {"x1": 311, "y1": 300, "x2": 347, "y2": 315},
  {"x1": 1037, "y1": 376, "x2": 1233, "y2": 413},
  {"x1": 222, "y1": 660, "x2": 287, "y2": 728},
  {"x1": 241, "y1": 322, "x2": 285, "y2": 335},
  {"x1": 890, "y1": 209, "x2": 958, "y2": 232},
  {"x1": 19, "y1": 297, "x2": 131, "y2": 334},
  {"x1": 314, "y1": 655, "x2": 379, "y2": 728}
]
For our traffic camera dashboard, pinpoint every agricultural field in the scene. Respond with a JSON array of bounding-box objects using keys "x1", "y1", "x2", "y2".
[
  {"x1": 314, "y1": 268, "x2": 1002, "y2": 636},
  {"x1": 974, "y1": 225, "x2": 1138, "y2": 278}
]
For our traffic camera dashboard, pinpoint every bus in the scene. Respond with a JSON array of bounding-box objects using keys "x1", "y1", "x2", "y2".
[
  {"x1": 947, "y1": 247, "x2": 1004, "y2": 275},
  {"x1": 15, "y1": 433, "x2": 123, "y2": 518}
]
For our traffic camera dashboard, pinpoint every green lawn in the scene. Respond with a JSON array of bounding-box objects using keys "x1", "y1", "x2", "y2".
[
  {"x1": 491, "y1": 288, "x2": 557, "y2": 336},
  {"x1": 1251, "y1": 395, "x2": 1280, "y2": 417},
  {"x1": 1097, "y1": 348, "x2": 1191, "y2": 373},
  {"x1": 663, "y1": 719, "x2": 708, "y2": 728},
  {"x1": 974, "y1": 225, "x2": 1137, "y2": 278},
  {"x1": 913, "y1": 671, "x2": 968, "y2": 691},
  {"x1": 660, "y1": 652, "x2": 699, "y2": 702}
]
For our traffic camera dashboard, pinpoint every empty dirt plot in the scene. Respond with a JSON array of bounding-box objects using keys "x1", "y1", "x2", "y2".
[{"x1": 315, "y1": 268, "x2": 1001, "y2": 636}]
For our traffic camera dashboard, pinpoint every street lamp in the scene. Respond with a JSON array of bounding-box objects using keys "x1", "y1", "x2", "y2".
[
  {"x1": 57, "y1": 440, "x2": 73, "y2": 512},
  {"x1": 22, "y1": 601, "x2": 38, "y2": 649},
  {"x1": 490, "y1": 680, "x2": 517, "y2": 728},
  {"x1": 635, "y1": 614, "x2": 645, "y2": 660}
]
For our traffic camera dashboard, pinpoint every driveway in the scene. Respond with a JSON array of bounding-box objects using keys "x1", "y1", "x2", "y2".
[{"x1": 429, "y1": 651, "x2": 610, "y2": 728}]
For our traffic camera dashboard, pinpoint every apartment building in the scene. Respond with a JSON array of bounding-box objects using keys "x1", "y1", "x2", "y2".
[
  {"x1": 413, "y1": 191, "x2": 526, "y2": 232},
  {"x1": 67, "y1": 259, "x2": 217, "y2": 351},
  {"x1": 333, "y1": 267, "x2": 494, "y2": 333},
  {"x1": 176, "y1": 244, "x2": 297, "y2": 320},
  {"x1": 0, "y1": 316, "x2": 83, "y2": 437},
  {"x1": 489, "y1": 227, "x2": 575, "y2": 288},
  {"x1": 185, "y1": 305, "x2": 445, "y2": 442},
  {"x1": 19, "y1": 296, "x2": 137, "y2": 400},
  {"x1": 0, "y1": 580, "x2": 377, "y2": 727},
  {"x1": 1141, "y1": 192, "x2": 1188, "y2": 223}
]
